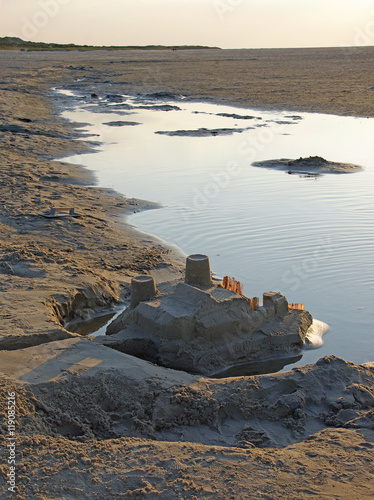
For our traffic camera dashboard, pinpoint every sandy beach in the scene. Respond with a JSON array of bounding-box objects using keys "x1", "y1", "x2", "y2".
[{"x1": 0, "y1": 47, "x2": 374, "y2": 499}]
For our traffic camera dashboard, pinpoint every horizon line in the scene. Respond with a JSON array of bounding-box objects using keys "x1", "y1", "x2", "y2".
[{"x1": 1, "y1": 36, "x2": 374, "y2": 51}]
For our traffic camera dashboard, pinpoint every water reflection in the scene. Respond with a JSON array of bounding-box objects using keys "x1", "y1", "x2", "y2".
[
  {"x1": 66, "y1": 312, "x2": 118, "y2": 336},
  {"x1": 212, "y1": 355, "x2": 303, "y2": 378},
  {"x1": 66, "y1": 306, "x2": 127, "y2": 337}
]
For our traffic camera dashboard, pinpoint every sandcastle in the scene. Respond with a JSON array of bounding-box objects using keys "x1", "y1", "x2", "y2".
[{"x1": 104, "y1": 255, "x2": 313, "y2": 376}]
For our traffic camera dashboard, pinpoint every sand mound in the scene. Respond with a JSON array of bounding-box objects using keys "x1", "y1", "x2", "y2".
[
  {"x1": 155, "y1": 126, "x2": 254, "y2": 137},
  {"x1": 2, "y1": 356, "x2": 373, "y2": 450},
  {"x1": 253, "y1": 156, "x2": 364, "y2": 174},
  {"x1": 103, "y1": 120, "x2": 140, "y2": 127}
]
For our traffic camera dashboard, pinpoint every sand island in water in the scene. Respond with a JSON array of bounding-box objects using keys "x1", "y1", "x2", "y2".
[{"x1": 252, "y1": 155, "x2": 364, "y2": 175}]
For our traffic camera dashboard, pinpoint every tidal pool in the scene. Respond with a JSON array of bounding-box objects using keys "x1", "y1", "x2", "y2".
[{"x1": 58, "y1": 90, "x2": 374, "y2": 370}]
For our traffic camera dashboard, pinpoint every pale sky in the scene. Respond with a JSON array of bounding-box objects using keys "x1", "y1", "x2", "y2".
[{"x1": 0, "y1": 0, "x2": 374, "y2": 49}]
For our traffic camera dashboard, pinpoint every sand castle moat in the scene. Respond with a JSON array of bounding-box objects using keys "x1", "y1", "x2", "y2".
[{"x1": 101, "y1": 254, "x2": 314, "y2": 375}]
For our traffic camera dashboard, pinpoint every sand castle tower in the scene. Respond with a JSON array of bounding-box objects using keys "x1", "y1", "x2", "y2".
[
  {"x1": 185, "y1": 254, "x2": 212, "y2": 287},
  {"x1": 130, "y1": 275, "x2": 157, "y2": 308}
]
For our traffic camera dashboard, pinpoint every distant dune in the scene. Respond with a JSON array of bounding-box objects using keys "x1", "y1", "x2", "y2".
[{"x1": 0, "y1": 36, "x2": 220, "y2": 51}]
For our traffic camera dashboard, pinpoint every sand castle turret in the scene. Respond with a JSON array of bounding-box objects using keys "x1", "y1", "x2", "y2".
[
  {"x1": 185, "y1": 254, "x2": 212, "y2": 287},
  {"x1": 130, "y1": 275, "x2": 157, "y2": 309}
]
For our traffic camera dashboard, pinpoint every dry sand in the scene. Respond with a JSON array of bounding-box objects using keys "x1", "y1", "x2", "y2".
[{"x1": 0, "y1": 48, "x2": 374, "y2": 499}]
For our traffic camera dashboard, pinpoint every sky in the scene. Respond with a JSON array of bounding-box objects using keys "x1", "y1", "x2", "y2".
[{"x1": 0, "y1": 0, "x2": 374, "y2": 49}]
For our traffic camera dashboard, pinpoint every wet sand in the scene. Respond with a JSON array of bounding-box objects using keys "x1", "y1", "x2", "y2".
[
  {"x1": 0, "y1": 48, "x2": 373, "y2": 498},
  {"x1": 252, "y1": 155, "x2": 365, "y2": 174}
]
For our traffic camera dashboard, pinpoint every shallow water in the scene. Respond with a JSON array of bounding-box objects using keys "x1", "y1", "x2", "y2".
[
  {"x1": 66, "y1": 306, "x2": 126, "y2": 337},
  {"x1": 59, "y1": 90, "x2": 374, "y2": 369}
]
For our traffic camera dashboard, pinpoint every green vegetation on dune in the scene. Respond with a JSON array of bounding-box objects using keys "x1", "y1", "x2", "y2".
[{"x1": 0, "y1": 37, "x2": 220, "y2": 51}]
